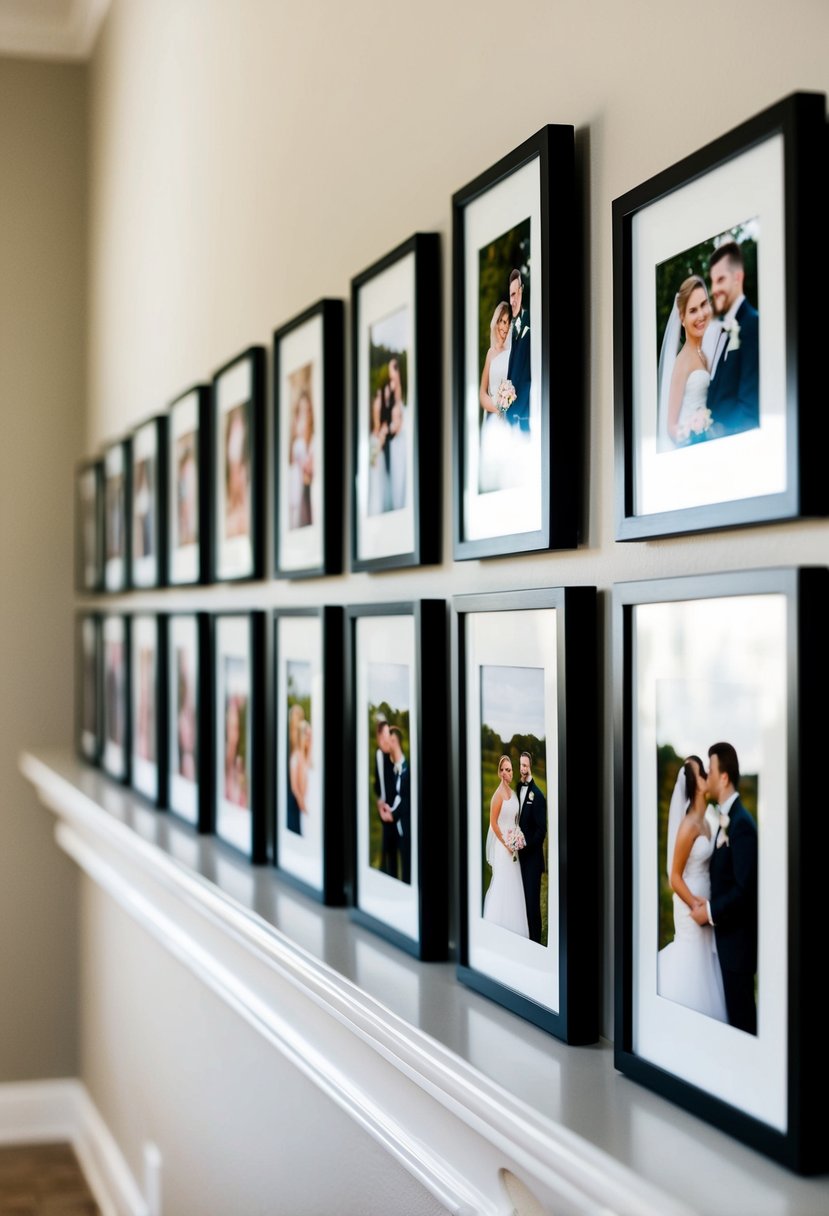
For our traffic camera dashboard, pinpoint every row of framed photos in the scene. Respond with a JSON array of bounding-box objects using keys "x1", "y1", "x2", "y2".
[
  {"x1": 76, "y1": 90, "x2": 829, "y2": 592},
  {"x1": 75, "y1": 567, "x2": 828, "y2": 1174}
]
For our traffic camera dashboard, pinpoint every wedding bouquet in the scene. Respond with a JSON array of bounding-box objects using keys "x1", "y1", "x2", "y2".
[
  {"x1": 504, "y1": 825, "x2": 526, "y2": 862},
  {"x1": 676, "y1": 405, "x2": 713, "y2": 445},
  {"x1": 369, "y1": 433, "x2": 382, "y2": 467},
  {"x1": 495, "y1": 378, "x2": 517, "y2": 416}
]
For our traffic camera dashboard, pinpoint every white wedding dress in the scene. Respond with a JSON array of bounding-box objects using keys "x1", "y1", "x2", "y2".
[
  {"x1": 389, "y1": 404, "x2": 407, "y2": 511},
  {"x1": 482, "y1": 792, "x2": 529, "y2": 936},
  {"x1": 672, "y1": 368, "x2": 711, "y2": 444},
  {"x1": 657, "y1": 831, "x2": 727, "y2": 1022},
  {"x1": 479, "y1": 347, "x2": 522, "y2": 493}
]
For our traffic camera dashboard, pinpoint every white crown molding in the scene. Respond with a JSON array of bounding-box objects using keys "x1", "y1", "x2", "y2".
[
  {"x1": 0, "y1": 1078, "x2": 148, "y2": 1216},
  {"x1": 0, "y1": 0, "x2": 110, "y2": 62},
  {"x1": 21, "y1": 748, "x2": 692, "y2": 1216}
]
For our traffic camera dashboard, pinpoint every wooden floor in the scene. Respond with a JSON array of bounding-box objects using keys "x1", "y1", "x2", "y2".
[{"x1": 0, "y1": 1143, "x2": 99, "y2": 1215}]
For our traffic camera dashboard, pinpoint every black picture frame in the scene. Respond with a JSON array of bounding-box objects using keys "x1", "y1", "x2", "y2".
[
  {"x1": 350, "y1": 233, "x2": 441, "y2": 573},
  {"x1": 613, "y1": 567, "x2": 829, "y2": 1172},
  {"x1": 211, "y1": 346, "x2": 266, "y2": 582},
  {"x1": 273, "y1": 300, "x2": 344, "y2": 579},
  {"x1": 129, "y1": 414, "x2": 168, "y2": 590},
  {"x1": 167, "y1": 383, "x2": 211, "y2": 586},
  {"x1": 75, "y1": 612, "x2": 101, "y2": 764},
  {"x1": 75, "y1": 459, "x2": 104, "y2": 593},
  {"x1": 453, "y1": 587, "x2": 598, "y2": 1043},
  {"x1": 452, "y1": 125, "x2": 578, "y2": 560},
  {"x1": 101, "y1": 613, "x2": 130, "y2": 783},
  {"x1": 345, "y1": 600, "x2": 448, "y2": 960},
  {"x1": 612, "y1": 91, "x2": 828, "y2": 540},
  {"x1": 166, "y1": 612, "x2": 212, "y2": 832},
  {"x1": 272, "y1": 606, "x2": 346, "y2": 905},
  {"x1": 130, "y1": 612, "x2": 168, "y2": 808},
  {"x1": 103, "y1": 438, "x2": 131, "y2": 593},
  {"x1": 212, "y1": 611, "x2": 267, "y2": 863}
]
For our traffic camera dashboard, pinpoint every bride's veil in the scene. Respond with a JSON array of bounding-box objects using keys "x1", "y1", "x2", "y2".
[
  {"x1": 656, "y1": 297, "x2": 681, "y2": 452},
  {"x1": 665, "y1": 765, "x2": 689, "y2": 878}
]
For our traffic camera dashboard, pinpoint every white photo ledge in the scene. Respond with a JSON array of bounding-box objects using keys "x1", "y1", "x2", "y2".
[{"x1": 20, "y1": 748, "x2": 829, "y2": 1216}]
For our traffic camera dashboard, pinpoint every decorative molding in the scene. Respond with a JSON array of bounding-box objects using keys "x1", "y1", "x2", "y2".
[
  {"x1": 21, "y1": 750, "x2": 692, "y2": 1216},
  {"x1": 0, "y1": 1078, "x2": 147, "y2": 1216}
]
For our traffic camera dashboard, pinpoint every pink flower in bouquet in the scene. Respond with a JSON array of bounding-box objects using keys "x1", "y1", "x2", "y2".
[
  {"x1": 504, "y1": 825, "x2": 526, "y2": 862},
  {"x1": 496, "y1": 378, "x2": 517, "y2": 416}
]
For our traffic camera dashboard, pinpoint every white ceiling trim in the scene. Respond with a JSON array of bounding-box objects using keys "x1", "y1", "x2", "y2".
[{"x1": 0, "y1": 0, "x2": 111, "y2": 62}]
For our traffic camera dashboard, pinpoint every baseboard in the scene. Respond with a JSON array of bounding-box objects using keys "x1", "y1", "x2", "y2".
[{"x1": 0, "y1": 1080, "x2": 147, "y2": 1216}]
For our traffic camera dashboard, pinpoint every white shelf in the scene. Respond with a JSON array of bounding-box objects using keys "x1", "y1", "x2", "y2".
[{"x1": 20, "y1": 748, "x2": 829, "y2": 1216}]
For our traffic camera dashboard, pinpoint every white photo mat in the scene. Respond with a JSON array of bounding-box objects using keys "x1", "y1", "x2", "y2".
[
  {"x1": 102, "y1": 615, "x2": 126, "y2": 778},
  {"x1": 168, "y1": 614, "x2": 199, "y2": 825},
  {"x1": 463, "y1": 157, "x2": 542, "y2": 542},
  {"x1": 131, "y1": 614, "x2": 158, "y2": 800},
  {"x1": 131, "y1": 421, "x2": 158, "y2": 588},
  {"x1": 355, "y1": 614, "x2": 419, "y2": 943},
  {"x1": 632, "y1": 135, "x2": 786, "y2": 516},
  {"x1": 215, "y1": 359, "x2": 254, "y2": 580},
  {"x1": 464, "y1": 607, "x2": 560, "y2": 1012},
  {"x1": 276, "y1": 615, "x2": 324, "y2": 891},
  {"x1": 104, "y1": 444, "x2": 125, "y2": 591},
  {"x1": 632, "y1": 593, "x2": 787, "y2": 1130},
  {"x1": 80, "y1": 617, "x2": 98, "y2": 757},
  {"x1": 214, "y1": 615, "x2": 253, "y2": 853},
  {"x1": 169, "y1": 390, "x2": 201, "y2": 585},
  {"x1": 278, "y1": 315, "x2": 324, "y2": 572}
]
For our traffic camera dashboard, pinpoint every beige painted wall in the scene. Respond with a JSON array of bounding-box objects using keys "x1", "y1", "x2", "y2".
[{"x1": 0, "y1": 56, "x2": 86, "y2": 1079}]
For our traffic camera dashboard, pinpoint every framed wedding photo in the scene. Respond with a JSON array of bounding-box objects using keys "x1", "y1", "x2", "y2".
[
  {"x1": 103, "y1": 439, "x2": 130, "y2": 592},
  {"x1": 453, "y1": 587, "x2": 598, "y2": 1043},
  {"x1": 130, "y1": 415, "x2": 167, "y2": 589},
  {"x1": 350, "y1": 233, "x2": 441, "y2": 573},
  {"x1": 166, "y1": 613, "x2": 211, "y2": 830},
  {"x1": 345, "y1": 601, "x2": 447, "y2": 959},
  {"x1": 101, "y1": 614, "x2": 130, "y2": 783},
  {"x1": 130, "y1": 613, "x2": 167, "y2": 807},
  {"x1": 213, "y1": 612, "x2": 266, "y2": 862},
  {"x1": 75, "y1": 460, "x2": 103, "y2": 593},
  {"x1": 274, "y1": 300, "x2": 344, "y2": 578},
  {"x1": 613, "y1": 567, "x2": 829, "y2": 1171},
  {"x1": 613, "y1": 92, "x2": 828, "y2": 540},
  {"x1": 75, "y1": 613, "x2": 101, "y2": 764},
  {"x1": 452, "y1": 125, "x2": 578, "y2": 561},
  {"x1": 168, "y1": 384, "x2": 210, "y2": 586},
  {"x1": 212, "y1": 346, "x2": 265, "y2": 582},
  {"x1": 273, "y1": 607, "x2": 345, "y2": 904}
]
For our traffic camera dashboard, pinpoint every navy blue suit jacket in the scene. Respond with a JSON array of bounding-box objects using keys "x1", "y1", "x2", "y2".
[
  {"x1": 707, "y1": 298, "x2": 759, "y2": 438},
  {"x1": 710, "y1": 796, "x2": 758, "y2": 975},
  {"x1": 506, "y1": 312, "x2": 531, "y2": 433}
]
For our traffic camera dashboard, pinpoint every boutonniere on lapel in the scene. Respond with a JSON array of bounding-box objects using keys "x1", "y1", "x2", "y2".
[
  {"x1": 716, "y1": 807, "x2": 730, "y2": 848},
  {"x1": 723, "y1": 318, "x2": 741, "y2": 356}
]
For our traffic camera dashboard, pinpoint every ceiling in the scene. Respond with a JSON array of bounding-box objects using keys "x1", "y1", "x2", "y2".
[{"x1": 0, "y1": 0, "x2": 110, "y2": 60}]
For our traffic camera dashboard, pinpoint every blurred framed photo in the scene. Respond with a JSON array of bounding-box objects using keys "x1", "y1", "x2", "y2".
[
  {"x1": 130, "y1": 613, "x2": 167, "y2": 806},
  {"x1": 453, "y1": 587, "x2": 598, "y2": 1042},
  {"x1": 76, "y1": 613, "x2": 101, "y2": 763},
  {"x1": 130, "y1": 415, "x2": 167, "y2": 589},
  {"x1": 351, "y1": 233, "x2": 441, "y2": 573},
  {"x1": 614, "y1": 568, "x2": 829, "y2": 1171},
  {"x1": 613, "y1": 92, "x2": 828, "y2": 539},
  {"x1": 213, "y1": 612, "x2": 266, "y2": 861},
  {"x1": 101, "y1": 614, "x2": 130, "y2": 782},
  {"x1": 274, "y1": 300, "x2": 344, "y2": 578},
  {"x1": 166, "y1": 613, "x2": 211, "y2": 830},
  {"x1": 212, "y1": 347, "x2": 265, "y2": 582},
  {"x1": 75, "y1": 460, "x2": 103, "y2": 593},
  {"x1": 273, "y1": 607, "x2": 345, "y2": 904},
  {"x1": 453, "y1": 125, "x2": 578, "y2": 560},
  {"x1": 103, "y1": 439, "x2": 130, "y2": 592},
  {"x1": 346, "y1": 601, "x2": 447, "y2": 959},
  {"x1": 168, "y1": 384, "x2": 210, "y2": 586}
]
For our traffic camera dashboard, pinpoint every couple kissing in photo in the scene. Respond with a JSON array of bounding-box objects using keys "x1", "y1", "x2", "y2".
[
  {"x1": 374, "y1": 714, "x2": 411, "y2": 884},
  {"x1": 483, "y1": 752, "x2": 546, "y2": 942},
  {"x1": 658, "y1": 742, "x2": 757, "y2": 1035},
  {"x1": 658, "y1": 242, "x2": 759, "y2": 449}
]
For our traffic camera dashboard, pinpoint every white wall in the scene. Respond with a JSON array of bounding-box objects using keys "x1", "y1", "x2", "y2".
[
  {"x1": 67, "y1": 0, "x2": 829, "y2": 1210},
  {"x1": 0, "y1": 56, "x2": 85, "y2": 1080}
]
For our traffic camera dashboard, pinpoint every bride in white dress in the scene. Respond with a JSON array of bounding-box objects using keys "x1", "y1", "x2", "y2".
[
  {"x1": 478, "y1": 302, "x2": 521, "y2": 492},
  {"x1": 657, "y1": 275, "x2": 721, "y2": 450},
  {"x1": 657, "y1": 755, "x2": 727, "y2": 1022},
  {"x1": 483, "y1": 755, "x2": 529, "y2": 936}
]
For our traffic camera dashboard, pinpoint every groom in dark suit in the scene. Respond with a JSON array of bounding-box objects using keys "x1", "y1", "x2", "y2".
[
  {"x1": 692, "y1": 741, "x2": 758, "y2": 1035},
  {"x1": 706, "y1": 242, "x2": 759, "y2": 439},
  {"x1": 386, "y1": 726, "x2": 411, "y2": 884},
  {"x1": 517, "y1": 751, "x2": 547, "y2": 943},
  {"x1": 374, "y1": 716, "x2": 398, "y2": 877},
  {"x1": 506, "y1": 269, "x2": 531, "y2": 433}
]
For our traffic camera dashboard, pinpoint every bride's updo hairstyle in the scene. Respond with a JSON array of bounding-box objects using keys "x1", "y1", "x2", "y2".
[
  {"x1": 676, "y1": 275, "x2": 708, "y2": 323},
  {"x1": 490, "y1": 301, "x2": 511, "y2": 347},
  {"x1": 683, "y1": 754, "x2": 707, "y2": 804}
]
